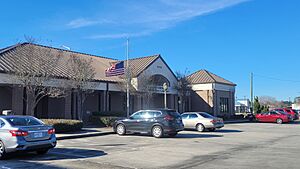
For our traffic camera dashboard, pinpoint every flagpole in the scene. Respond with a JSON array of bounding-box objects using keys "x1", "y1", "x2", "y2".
[{"x1": 126, "y1": 38, "x2": 130, "y2": 118}]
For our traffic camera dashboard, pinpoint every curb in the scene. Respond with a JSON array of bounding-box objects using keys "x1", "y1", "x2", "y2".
[{"x1": 56, "y1": 131, "x2": 115, "y2": 140}]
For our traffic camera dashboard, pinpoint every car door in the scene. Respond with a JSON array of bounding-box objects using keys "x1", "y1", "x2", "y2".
[
  {"x1": 258, "y1": 112, "x2": 268, "y2": 122},
  {"x1": 125, "y1": 111, "x2": 143, "y2": 132},
  {"x1": 181, "y1": 114, "x2": 189, "y2": 128},
  {"x1": 187, "y1": 113, "x2": 199, "y2": 129},
  {"x1": 269, "y1": 111, "x2": 279, "y2": 122}
]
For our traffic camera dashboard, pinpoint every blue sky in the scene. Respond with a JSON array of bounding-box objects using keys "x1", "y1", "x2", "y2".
[{"x1": 1, "y1": 0, "x2": 300, "y2": 101}]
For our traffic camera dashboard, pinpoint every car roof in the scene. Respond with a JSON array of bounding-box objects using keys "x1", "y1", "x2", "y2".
[{"x1": 0, "y1": 115, "x2": 34, "y2": 118}]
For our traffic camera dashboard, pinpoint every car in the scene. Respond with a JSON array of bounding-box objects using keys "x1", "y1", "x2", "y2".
[
  {"x1": 255, "y1": 111, "x2": 292, "y2": 124},
  {"x1": 113, "y1": 109, "x2": 184, "y2": 138},
  {"x1": 181, "y1": 112, "x2": 224, "y2": 132},
  {"x1": 274, "y1": 108, "x2": 297, "y2": 120},
  {"x1": 0, "y1": 115, "x2": 56, "y2": 159}
]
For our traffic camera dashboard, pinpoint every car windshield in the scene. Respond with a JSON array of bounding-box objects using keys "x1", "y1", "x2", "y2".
[
  {"x1": 199, "y1": 112, "x2": 214, "y2": 118},
  {"x1": 4, "y1": 117, "x2": 43, "y2": 126}
]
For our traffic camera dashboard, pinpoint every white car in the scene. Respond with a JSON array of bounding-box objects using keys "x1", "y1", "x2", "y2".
[{"x1": 181, "y1": 112, "x2": 224, "y2": 132}]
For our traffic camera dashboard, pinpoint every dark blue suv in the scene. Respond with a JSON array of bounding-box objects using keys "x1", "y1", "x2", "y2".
[{"x1": 113, "y1": 109, "x2": 184, "y2": 138}]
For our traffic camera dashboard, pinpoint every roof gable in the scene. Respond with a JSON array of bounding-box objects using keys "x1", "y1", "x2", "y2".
[{"x1": 188, "y1": 69, "x2": 236, "y2": 86}]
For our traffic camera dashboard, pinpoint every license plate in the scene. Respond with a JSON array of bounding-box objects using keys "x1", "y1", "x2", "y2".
[{"x1": 33, "y1": 132, "x2": 43, "y2": 138}]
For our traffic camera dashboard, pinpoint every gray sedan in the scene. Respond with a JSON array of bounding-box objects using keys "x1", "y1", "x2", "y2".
[
  {"x1": 0, "y1": 115, "x2": 56, "y2": 159},
  {"x1": 181, "y1": 112, "x2": 224, "y2": 132}
]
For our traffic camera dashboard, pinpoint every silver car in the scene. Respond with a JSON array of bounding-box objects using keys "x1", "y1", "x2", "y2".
[
  {"x1": 0, "y1": 115, "x2": 56, "y2": 159},
  {"x1": 181, "y1": 112, "x2": 224, "y2": 132}
]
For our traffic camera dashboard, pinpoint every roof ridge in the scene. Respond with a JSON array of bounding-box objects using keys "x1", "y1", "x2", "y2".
[
  {"x1": 203, "y1": 69, "x2": 217, "y2": 82},
  {"x1": 206, "y1": 70, "x2": 235, "y2": 84},
  {"x1": 0, "y1": 43, "x2": 24, "y2": 56},
  {"x1": 19, "y1": 42, "x2": 117, "y2": 61},
  {"x1": 128, "y1": 54, "x2": 160, "y2": 61}
]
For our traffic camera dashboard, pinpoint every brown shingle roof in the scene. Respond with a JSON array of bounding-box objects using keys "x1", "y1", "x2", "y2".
[
  {"x1": 0, "y1": 43, "x2": 121, "y2": 82},
  {"x1": 0, "y1": 43, "x2": 165, "y2": 82},
  {"x1": 126, "y1": 55, "x2": 160, "y2": 77},
  {"x1": 188, "y1": 69, "x2": 236, "y2": 86}
]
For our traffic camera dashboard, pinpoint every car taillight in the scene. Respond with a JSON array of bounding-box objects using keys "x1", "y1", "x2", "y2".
[
  {"x1": 164, "y1": 115, "x2": 174, "y2": 121},
  {"x1": 211, "y1": 119, "x2": 217, "y2": 123},
  {"x1": 9, "y1": 130, "x2": 28, "y2": 137},
  {"x1": 48, "y1": 128, "x2": 55, "y2": 134}
]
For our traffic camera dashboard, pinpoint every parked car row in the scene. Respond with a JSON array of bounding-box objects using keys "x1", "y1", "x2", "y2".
[
  {"x1": 255, "y1": 110, "x2": 294, "y2": 124},
  {"x1": 113, "y1": 109, "x2": 224, "y2": 138}
]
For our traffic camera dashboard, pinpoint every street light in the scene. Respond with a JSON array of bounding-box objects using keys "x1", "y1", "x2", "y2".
[{"x1": 163, "y1": 83, "x2": 168, "y2": 109}]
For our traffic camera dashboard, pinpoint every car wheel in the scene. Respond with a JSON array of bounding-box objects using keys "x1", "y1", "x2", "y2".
[
  {"x1": 0, "y1": 141, "x2": 7, "y2": 160},
  {"x1": 36, "y1": 149, "x2": 49, "y2": 155},
  {"x1": 152, "y1": 126, "x2": 163, "y2": 138},
  {"x1": 276, "y1": 118, "x2": 283, "y2": 124},
  {"x1": 168, "y1": 132, "x2": 177, "y2": 137},
  {"x1": 116, "y1": 124, "x2": 126, "y2": 135},
  {"x1": 196, "y1": 123, "x2": 205, "y2": 132}
]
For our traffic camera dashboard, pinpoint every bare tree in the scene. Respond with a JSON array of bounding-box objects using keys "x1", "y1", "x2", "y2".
[
  {"x1": 175, "y1": 70, "x2": 192, "y2": 113},
  {"x1": 11, "y1": 39, "x2": 66, "y2": 116},
  {"x1": 67, "y1": 53, "x2": 96, "y2": 120}
]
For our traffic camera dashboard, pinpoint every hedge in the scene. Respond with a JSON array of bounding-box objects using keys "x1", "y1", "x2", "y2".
[
  {"x1": 41, "y1": 119, "x2": 83, "y2": 133},
  {"x1": 89, "y1": 116, "x2": 121, "y2": 127}
]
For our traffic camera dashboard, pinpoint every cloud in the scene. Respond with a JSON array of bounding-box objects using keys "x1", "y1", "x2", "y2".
[
  {"x1": 66, "y1": 0, "x2": 249, "y2": 39},
  {"x1": 67, "y1": 18, "x2": 98, "y2": 28}
]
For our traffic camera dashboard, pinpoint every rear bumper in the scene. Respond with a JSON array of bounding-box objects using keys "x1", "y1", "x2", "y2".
[
  {"x1": 164, "y1": 125, "x2": 184, "y2": 133},
  {"x1": 5, "y1": 136, "x2": 57, "y2": 153},
  {"x1": 206, "y1": 123, "x2": 224, "y2": 129}
]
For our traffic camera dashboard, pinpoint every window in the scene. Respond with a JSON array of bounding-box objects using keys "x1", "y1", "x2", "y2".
[
  {"x1": 189, "y1": 114, "x2": 198, "y2": 119},
  {"x1": 5, "y1": 117, "x2": 42, "y2": 126},
  {"x1": 130, "y1": 112, "x2": 143, "y2": 119},
  {"x1": 199, "y1": 112, "x2": 214, "y2": 118},
  {"x1": 270, "y1": 111, "x2": 279, "y2": 115},
  {"x1": 152, "y1": 111, "x2": 162, "y2": 118},
  {"x1": 220, "y1": 97, "x2": 229, "y2": 113},
  {"x1": 0, "y1": 120, "x2": 5, "y2": 128},
  {"x1": 181, "y1": 114, "x2": 189, "y2": 119}
]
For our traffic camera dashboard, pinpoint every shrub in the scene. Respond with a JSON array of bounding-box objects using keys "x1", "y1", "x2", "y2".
[
  {"x1": 92, "y1": 111, "x2": 126, "y2": 117},
  {"x1": 41, "y1": 119, "x2": 83, "y2": 133},
  {"x1": 89, "y1": 116, "x2": 121, "y2": 127}
]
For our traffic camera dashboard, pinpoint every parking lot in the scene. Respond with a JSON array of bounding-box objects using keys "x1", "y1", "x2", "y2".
[{"x1": 1, "y1": 122, "x2": 300, "y2": 169}]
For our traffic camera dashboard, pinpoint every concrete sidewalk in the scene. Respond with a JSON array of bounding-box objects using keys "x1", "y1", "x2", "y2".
[{"x1": 56, "y1": 127, "x2": 115, "y2": 140}]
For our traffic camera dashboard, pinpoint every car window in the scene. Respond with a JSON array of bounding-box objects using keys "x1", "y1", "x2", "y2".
[
  {"x1": 166, "y1": 111, "x2": 181, "y2": 118},
  {"x1": 199, "y1": 112, "x2": 214, "y2": 118},
  {"x1": 181, "y1": 114, "x2": 189, "y2": 119},
  {"x1": 270, "y1": 111, "x2": 278, "y2": 115},
  {"x1": 152, "y1": 111, "x2": 162, "y2": 118},
  {"x1": 4, "y1": 117, "x2": 42, "y2": 126},
  {"x1": 189, "y1": 114, "x2": 198, "y2": 119},
  {"x1": 143, "y1": 112, "x2": 153, "y2": 119},
  {"x1": 130, "y1": 112, "x2": 143, "y2": 119},
  {"x1": 0, "y1": 119, "x2": 5, "y2": 128},
  {"x1": 286, "y1": 109, "x2": 291, "y2": 113}
]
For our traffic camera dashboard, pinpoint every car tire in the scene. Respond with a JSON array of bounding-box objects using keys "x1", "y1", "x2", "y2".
[
  {"x1": 152, "y1": 126, "x2": 163, "y2": 138},
  {"x1": 116, "y1": 124, "x2": 126, "y2": 135},
  {"x1": 36, "y1": 149, "x2": 49, "y2": 155},
  {"x1": 0, "y1": 141, "x2": 7, "y2": 160},
  {"x1": 276, "y1": 118, "x2": 283, "y2": 124},
  {"x1": 168, "y1": 132, "x2": 178, "y2": 137},
  {"x1": 196, "y1": 123, "x2": 205, "y2": 132}
]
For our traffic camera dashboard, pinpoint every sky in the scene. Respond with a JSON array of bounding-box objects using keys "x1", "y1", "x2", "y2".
[{"x1": 1, "y1": 0, "x2": 300, "y2": 101}]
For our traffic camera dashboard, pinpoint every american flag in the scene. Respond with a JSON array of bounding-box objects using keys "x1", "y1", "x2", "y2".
[{"x1": 105, "y1": 61, "x2": 125, "y2": 77}]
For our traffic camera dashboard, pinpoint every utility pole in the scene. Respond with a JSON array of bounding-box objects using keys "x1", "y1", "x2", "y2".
[
  {"x1": 250, "y1": 72, "x2": 254, "y2": 114},
  {"x1": 126, "y1": 38, "x2": 130, "y2": 118}
]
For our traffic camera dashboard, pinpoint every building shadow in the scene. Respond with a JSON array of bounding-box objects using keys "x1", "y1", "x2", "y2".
[
  {"x1": 175, "y1": 133, "x2": 223, "y2": 139},
  {"x1": 5, "y1": 148, "x2": 107, "y2": 161}
]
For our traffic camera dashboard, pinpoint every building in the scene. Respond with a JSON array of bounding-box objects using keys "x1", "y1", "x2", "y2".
[
  {"x1": 292, "y1": 97, "x2": 300, "y2": 110},
  {"x1": 0, "y1": 43, "x2": 236, "y2": 120},
  {"x1": 187, "y1": 70, "x2": 236, "y2": 117},
  {"x1": 235, "y1": 99, "x2": 251, "y2": 113}
]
